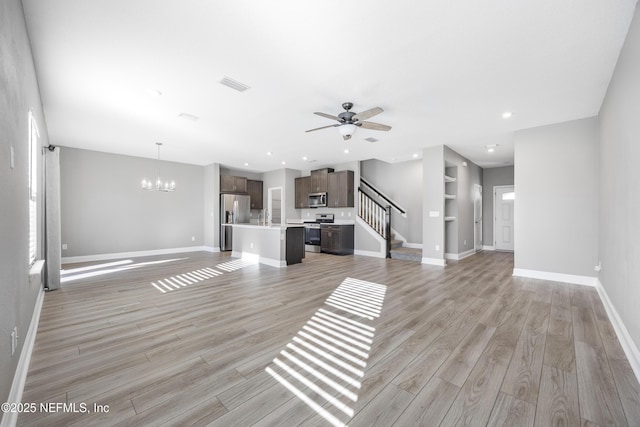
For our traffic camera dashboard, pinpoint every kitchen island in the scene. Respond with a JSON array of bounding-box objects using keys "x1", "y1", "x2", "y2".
[{"x1": 223, "y1": 224, "x2": 305, "y2": 267}]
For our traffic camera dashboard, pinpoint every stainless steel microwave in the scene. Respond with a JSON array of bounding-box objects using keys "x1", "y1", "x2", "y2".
[{"x1": 308, "y1": 192, "x2": 327, "y2": 208}]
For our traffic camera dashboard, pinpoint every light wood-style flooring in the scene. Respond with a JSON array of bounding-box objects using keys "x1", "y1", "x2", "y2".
[{"x1": 18, "y1": 251, "x2": 640, "y2": 426}]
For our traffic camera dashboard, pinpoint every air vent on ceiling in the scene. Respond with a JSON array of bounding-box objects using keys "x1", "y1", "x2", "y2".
[
  {"x1": 178, "y1": 113, "x2": 199, "y2": 121},
  {"x1": 219, "y1": 76, "x2": 251, "y2": 92},
  {"x1": 364, "y1": 137, "x2": 379, "y2": 143}
]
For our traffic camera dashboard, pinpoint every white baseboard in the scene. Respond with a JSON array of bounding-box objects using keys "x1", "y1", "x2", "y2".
[
  {"x1": 422, "y1": 257, "x2": 446, "y2": 266},
  {"x1": 595, "y1": 278, "x2": 640, "y2": 384},
  {"x1": 482, "y1": 245, "x2": 495, "y2": 251},
  {"x1": 354, "y1": 249, "x2": 386, "y2": 259},
  {"x1": 61, "y1": 246, "x2": 209, "y2": 264},
  {"x1": 512, "y1": 268, "x2": 597, "y2": 287},
  {"x1": 204, "y1": 246, "x2": 220, "y2": 253},
  {"x1": 445, "y1": 249, "x2": 476, "y2": 261},
  {"x1": 1, "y1": 288, "x2": 45, "y2": 427}
]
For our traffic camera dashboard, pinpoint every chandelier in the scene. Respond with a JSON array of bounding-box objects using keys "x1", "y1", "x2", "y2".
[{"x1": 141, "y1": 142, "x2": 176, "y2": 192}]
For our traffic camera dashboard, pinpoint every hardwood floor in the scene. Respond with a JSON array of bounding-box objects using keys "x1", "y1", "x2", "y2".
[{"x1": 17, "y1": 250, "x2": 640, "y2": 426}]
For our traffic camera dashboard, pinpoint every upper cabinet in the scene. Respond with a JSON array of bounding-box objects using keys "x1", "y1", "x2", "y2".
[
  {"x1": 247, "y1": 179, "x2": 263, "y2": 209},
  {"x1": 327, "y1": 170, "x2": 354, "y2": 207},
  {"x1": 310, "y1": 168, "x2": 334, "y2": 193},
  {"x1": 295, "y1": 176, "x2": 311, "y2": 208},
  {"x1": 220, "y1": 175, "x2": 248, "y2": 193},
  {"x1": 295, "y1": 168, "x2": 354, "y2": 209}
]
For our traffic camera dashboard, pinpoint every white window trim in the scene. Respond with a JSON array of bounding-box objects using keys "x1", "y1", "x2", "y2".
[{"x1": 28, "y1": 110, "x2": 39, "y2": 266}]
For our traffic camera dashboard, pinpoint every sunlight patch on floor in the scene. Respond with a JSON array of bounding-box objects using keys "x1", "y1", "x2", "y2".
[
  {"x1": 265, "y1": 277, "x2": 387, "y2": 426},
  {"x1": 150, "y1": 257, "x2": 256, "y2": 293},
  {"x1": 61, "y1": 258, "x2": 187, "y2": 284}
]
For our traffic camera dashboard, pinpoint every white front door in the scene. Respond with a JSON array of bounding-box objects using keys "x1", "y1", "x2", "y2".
[
  {"x1": 494, "y1": 186, "x2": 514, "y2": 252},
  {"x1": 474, "y1": 184, "x2": 482, "y2": 252}
]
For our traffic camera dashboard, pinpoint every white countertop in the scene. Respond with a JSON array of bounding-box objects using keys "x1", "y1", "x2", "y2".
[{"x1": 222, "y1": 223, "x2": 305, "y2": 230}]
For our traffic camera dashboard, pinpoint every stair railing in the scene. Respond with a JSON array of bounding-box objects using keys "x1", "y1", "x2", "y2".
[
  {"x1": 360, "y1": 177, "x2": 407, "y2": 218},
  {"x1": 358, "y1": 188, "x2": 391, "y2": 258}
]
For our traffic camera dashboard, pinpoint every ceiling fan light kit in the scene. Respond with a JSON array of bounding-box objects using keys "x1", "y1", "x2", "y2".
[{"x1": 306, "y1": 101, "x2": 391, "y2": 140}]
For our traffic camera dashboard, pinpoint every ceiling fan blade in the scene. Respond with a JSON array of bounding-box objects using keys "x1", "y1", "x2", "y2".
[
  {"x1": 305, "y1": 124, "x2": 338, "y2": 133},
  {"x1": 353, "y1": 107, "x2": 383, "y2": 121},
  {"x1": 358, "y1": 121, "x2": 391, "y2": 131},
  {"x1": 314, "y1": 112, "x2": 341, "y2": 121}
]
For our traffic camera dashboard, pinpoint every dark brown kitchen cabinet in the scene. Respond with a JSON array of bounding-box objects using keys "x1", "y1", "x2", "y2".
[
  {"x1": 220, "y1": 175, "x2": 247, "y2": 193},
  {"x1": 310, "y1": 168, "x2": 334, "y2": 193},
  {"x1": 295, "y1": 176, "x2": 311, "y2": 208},
  {"x1": 327, "y1": 170, "x2": 354, "y2": 207},
  {"x1": 247, "y1": 179, "x2": 263, "y2": 209},
  {"x1": 320, "y1": 224, "x2": 354, "y2": 255}
]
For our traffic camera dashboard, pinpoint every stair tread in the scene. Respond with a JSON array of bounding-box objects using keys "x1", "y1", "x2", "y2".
[{"x1": 390, "y1": 247, "x2": 421, "y2": 254}]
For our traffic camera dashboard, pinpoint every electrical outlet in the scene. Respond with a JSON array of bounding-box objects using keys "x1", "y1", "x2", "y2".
[
  {"x1": 191, "y1": 236, "x2": 195, "y2": 241},
  {"x1": 10, "y1": 146, "x2": 15, "y2": 169},
  {"x1": 435, "y1": 245, "x2": 440, "y2": 251},
  {"x1": 464, "y1": 240, "x2": 467, "y2": 246},
  {"x1": 62, "y1": 243, "x2": 68, "y2": 250}
]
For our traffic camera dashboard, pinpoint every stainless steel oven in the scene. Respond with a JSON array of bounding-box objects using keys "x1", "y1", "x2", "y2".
[
  {"x1": 304, "y1": 213, "x2": 334, "y2": 252},
  {"x1": 304, "y1": 223, "x2": 321, "y2": 252}
]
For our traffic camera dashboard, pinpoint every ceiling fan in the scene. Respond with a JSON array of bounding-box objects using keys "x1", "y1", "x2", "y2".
[{"x1": 305, "y1": 102, "x2": 391, "y2": 140}]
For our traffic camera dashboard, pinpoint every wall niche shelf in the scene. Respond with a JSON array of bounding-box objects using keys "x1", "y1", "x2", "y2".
[
  {"x1": 444, "y1": 216, "x2": 456, "y2": 222},
  {"x1": 444, "y1": 175, "x2": 456, "y2": 183},
  {"x1": 444, "y1": 194, "x2": 456, "y2": 200}
]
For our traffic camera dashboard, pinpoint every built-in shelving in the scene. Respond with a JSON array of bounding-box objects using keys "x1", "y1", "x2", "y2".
[{"x1": 444, "y1": 165, "x2": 458, "y2": 256}]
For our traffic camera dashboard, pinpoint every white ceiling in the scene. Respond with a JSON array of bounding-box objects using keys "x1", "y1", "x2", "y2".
[{"x1": 22, "y1": 0, "x2": 637, "y2": 171}]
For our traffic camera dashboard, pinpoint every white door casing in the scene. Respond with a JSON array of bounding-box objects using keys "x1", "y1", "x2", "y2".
[
  {"x1": 473, "y1": 184, "x2": 482, "y2": 252},
  {"x1": 494, "y1": 185, "x2": 514, "y2": 252}
]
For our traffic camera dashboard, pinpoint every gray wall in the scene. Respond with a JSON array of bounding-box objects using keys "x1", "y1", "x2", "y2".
[
  {"x1": 60, "y1": 147, "x2": 204, "y2": 257},
  {"x1": 0, "y1": 0, "x2": 50, "y2": 406},
  {"x1": 444, "y1": 146, "x2": 483, "y2": 256},
  {"x1": 514, "y1": 117, "x2": 599, "y2": 277},
  {"x1": 598, "y1": 5, "x2": 640, "y2": 355},
  {"x1": 482, "y1": 166, "x2": 514, "y2": 247},
  {"x1": 360, "y1": 159, "x2": 423, "y2": 244},
  {"x1": 422, "y1": 145, "x2": 445, "y2": 261}
]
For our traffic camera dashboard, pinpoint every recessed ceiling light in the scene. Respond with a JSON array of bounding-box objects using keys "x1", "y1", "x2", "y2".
[
  {"x1": 281, "y1": 161, "x2": 286, "y2": 165},
  {"x1": 178, "y1": 113, "x2": 199, "y2": 121},
  {"x1": 344, "y1": 149, "x2": 349, "y2": 154},
  {"x1": 302, "y1": 156, "x2": 308, "y2": 161},
  {"x1": 488, "y1": 148, "x2": 495, "y2": 153},
  {"x1": 244, "y1": 162, "x2": 249, "y2": 166},
  {"x1": 502, "y1": 111, "x2": 513, "y2": 119},
  {"x1": 267, "y1": 151, "x2": 272, "y2": 156},
  {"x1": 412, "y1": 153, "x2": 419, "y2": 158},
  {"x1": 485, "y1": 144, "x2": 499, "y2": 153}
]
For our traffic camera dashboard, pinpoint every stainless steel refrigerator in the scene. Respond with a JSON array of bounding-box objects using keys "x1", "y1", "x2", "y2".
[{"x1": 220, "y1": 194, "x2": 251, "y2": 251}]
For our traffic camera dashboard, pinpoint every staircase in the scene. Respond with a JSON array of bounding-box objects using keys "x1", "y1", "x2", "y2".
[{"x1": 358, "y1": 187, "x2": 422, "y2": 262}]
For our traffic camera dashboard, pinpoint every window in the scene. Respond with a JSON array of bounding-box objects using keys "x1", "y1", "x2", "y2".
[{"x1": 28, "y1": 111, "x2": 39, "y2": 265}]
